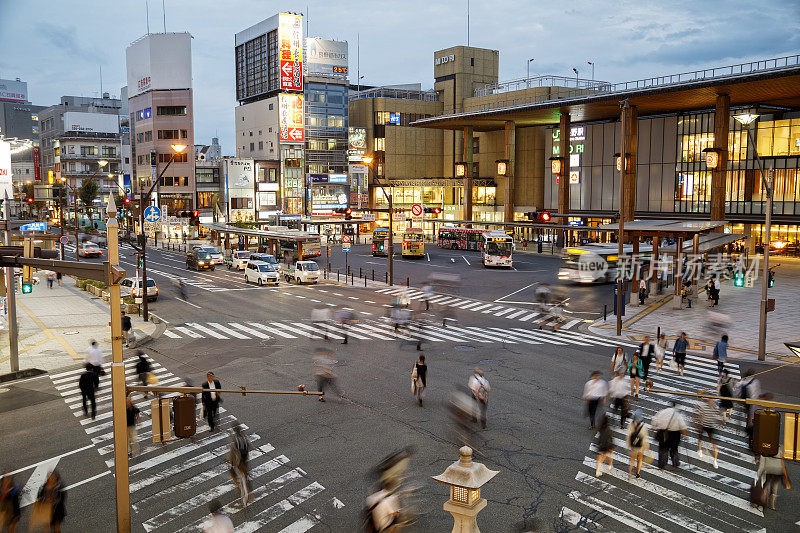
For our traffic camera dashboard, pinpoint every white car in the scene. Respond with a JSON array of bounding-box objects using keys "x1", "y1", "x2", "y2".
[
  {"x1": 78, "y1": 242, "x2": 103, "y2": 258},
  {"x1": 244, "y1": 260, "x2": 279, "y2": 286},
  {"x1": 120, "y1": 277, "x2": 158, "y2": 301},
  {"x1": 228, "y1": 250, "x2": 251, "y2": 270},
  {"x1": 193, "y1": 245, "x2": 224, "y2": 265},
  {"x1": 283, "y1": 261, "x2": 321, "y2": 284}
]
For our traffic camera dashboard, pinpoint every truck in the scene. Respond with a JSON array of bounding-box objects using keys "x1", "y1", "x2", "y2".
[{"x1": 283, "y1": 260, "x2": 321, "y2": 284}]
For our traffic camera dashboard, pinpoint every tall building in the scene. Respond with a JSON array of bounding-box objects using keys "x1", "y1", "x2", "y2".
[
  {"x1": 194, "y1": 137, "x2": 224, "y2": 223},
  {"x1": 126, "y1": 32, "x2": 196, "y2": 220}
]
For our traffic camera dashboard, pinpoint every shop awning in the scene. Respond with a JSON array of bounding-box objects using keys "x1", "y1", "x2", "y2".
[{"x1": 597, "y1": 219, "x2": 728, "y2": 238}]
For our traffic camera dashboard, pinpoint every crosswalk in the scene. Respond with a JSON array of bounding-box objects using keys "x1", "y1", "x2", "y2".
[
  {"x1": 158, "y1": 319, "x2": 615, "y2": 345},
  {"x1": 556, "y1": 350, "x2": 769, "y2": 532},
  {"x1": 374, "y1": 287, "x2": 585, "y2": 330},
  {"x1": 50, "y1": 355, "x2": 342, "y2": 532}
]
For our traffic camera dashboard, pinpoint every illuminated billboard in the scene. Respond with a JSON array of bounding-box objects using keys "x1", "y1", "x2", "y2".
[
  {"x1": 279, "y1": 93, "x2": 304, "y2": 143},
  {"x1": 0, "y1": 142, "x2": 12, "y2": 200},
  {"x1": 278, "y1": 13, "x2": 303, "y2": 92},
  {"x1": 348, "y1": 127, "x2": 366, "y2": 161},
  {"x1": 306, "y1": 38, "x2": 348, "y2": 76}
]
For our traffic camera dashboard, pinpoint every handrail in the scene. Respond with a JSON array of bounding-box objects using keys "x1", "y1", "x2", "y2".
[{"x1": 351, "y1": 87, "x2": 439, "y2": 102}]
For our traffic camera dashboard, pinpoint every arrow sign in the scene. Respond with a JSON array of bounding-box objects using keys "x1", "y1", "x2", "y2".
[
  {"x1": 288, "y1": 128, "x2": 303, "y2": 140},
  {"x1": 282, "y1": 63, "x2": 294, "y2": 77},
  {"x1": 143, "y1": 206, "x2": 161, "y2": 223}
]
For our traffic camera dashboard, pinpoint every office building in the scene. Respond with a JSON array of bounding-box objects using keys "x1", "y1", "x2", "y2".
[{"x1": 194, "y1": 137, "x2": 224, "y2": 223}]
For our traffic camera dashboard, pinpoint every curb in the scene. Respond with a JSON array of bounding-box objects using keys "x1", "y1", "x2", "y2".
[
  {"x1": 128, "y1": 313, "x2": 169, "y2": 348},
  {"x1": 0, "y1": 368, "x2": 48, "y2": 383}
]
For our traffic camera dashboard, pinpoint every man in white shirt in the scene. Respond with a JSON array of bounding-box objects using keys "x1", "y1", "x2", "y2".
[
  {"x1": 582, "y1": 371, "x2": 609, "y2": 429},
  {"x1": 608, "y1": 372, "x2": 630, "y2": 428},
  {"x1": 311, "y1": 305, "x2": 333, "y2": 340},
  {"x1": 85, "y1": 340, "x2": 105, "y2": 375},
  {"x1": 468, "y1": 368, "x2": 490, "y2": 429},
  {"x1": 652, "y1": 402, "x2": 688, "y2": 468}
]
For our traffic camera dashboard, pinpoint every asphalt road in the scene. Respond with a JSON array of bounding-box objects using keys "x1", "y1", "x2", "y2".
[{"x1": 5, "y1": 242, "x2": 799, "y2": 532}]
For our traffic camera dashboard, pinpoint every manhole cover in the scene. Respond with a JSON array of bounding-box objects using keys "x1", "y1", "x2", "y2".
[
  {"x1": 479, "y1": 359, "x2": 501, "y2": 365},
  {"x1": 62, "y1": 330, "x2": 80, "y2": 335},
  {"x1": 454, "y1": 345, "x2": 476, "y2": 351}
]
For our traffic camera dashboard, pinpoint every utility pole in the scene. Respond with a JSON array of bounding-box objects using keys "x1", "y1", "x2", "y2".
[
  {"x1": 3, "y1": 192, "x2": 19, "y2": 371},
  {"x1": 387, "y1": 192, "x2": 394, "y2": 286},
  {"x1": 616, "y1": 100, "x2": 629, "y2": 337}
]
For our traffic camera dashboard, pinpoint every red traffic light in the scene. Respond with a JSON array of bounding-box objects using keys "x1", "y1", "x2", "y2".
[
  {"x1": 433, "y1": 207, "x2": 442, "y2": 214},
  {"x1": 193, "y1": 211, "x2": 199, "y2": 217},
  {"x1": 26, "y1": 198, "x2": 33, "y2": 203},
  {"x1": 345, "y1": 208, "x2": 352, "y2": 215},
  {"x1": 540, "y1": 212, "x2": 551, "y2": 222},
  {"x1": 124, "y1": 197, "x2": 131, "y2": 204}
]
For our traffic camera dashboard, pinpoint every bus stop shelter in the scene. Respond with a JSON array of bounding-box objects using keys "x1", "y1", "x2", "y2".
[{"x1": 201, "y1": 222, "x2": 321, "y2": 263}]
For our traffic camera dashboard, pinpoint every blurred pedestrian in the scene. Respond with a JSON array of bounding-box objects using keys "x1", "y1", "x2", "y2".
[
  {"x1": 626, "y1": 409, "x2": 649, "y2": 480},
  {"x1": 313, "y1": 348, "x2": 341, "y2": 403},
  {"x1": 228, "y1": 425, "x2": 251, "y2": 505},
  {"x1": 78, "y1": 363, "x2": 99, "y2": 419},
  {"x1": 201, "y1": 372, "x2": 222, "y2": 431},
  {"x1": 608, "y1": 371, "x2": 630, "y2": 428},
  {"x1": 713, "y1": 275, "x2": 721, "y2": 306},
  {"x1": 126, "y1": 395, "x2": 140, "y2": 457},
  {"x1": 610, "y1": 346, "x2": 627, "y2": 375},
  {"x1": 121, "y1": 311, "x2": 133, "y2": 347},
  {"x1": 46, "y1": 272, "x2": 54, "y2": 289},
  {"x1": 652, "y1": 402, "x2": 688, "y2": 469},
  {"x1": 421, "y1": 282, "x2": 433, "y2": 311},
  {"x1": 694, "y1": 396, "x2": 722, "y2": 469},
  {"x1": 717, "y1": 370, "x2": 735, "y2": 423},
  {"x1": 713, "y1": 334, "x2": 728, "y2": 376},
  {"x1": 335, "y1": 308, "x2": 354, "y2": 345},
  {"x1": 582, "y1": 371, "x2": 608, "y2": 430},
  {"x1": 135, "y1": 352, "x2": 152, "y2": 399},
  {"x1": 638, "y1": 336, "x2": 654, "y2": 381},
  {"x1": 638, "y1": 278, "x2": 647, "y2": 305},
  {"x1": 85, "y1": 340, "x2": 105, "y2": 376},
  {"x1": 595, "y1": 414, "x2": 616, "y2": 477},
  {"x1": 411, "y1": 355, "x2": 426, "y2": 406},
  {"x1": 468, "y1": 368, "x2": 490, "y2": 429},
  {"x1": 755, "y1": 447, "x2": 791, "y2": 510},
  {"x1": 628, "y1": 352, "x2": 643, "y2": 398},
  {"x1": 672, "y1": 332, "x2": 689, "y2": 376},
  {"x1": 654, "y1": 333, "x2": 667, "y2": 373},
  {"x1": 201, "y1": 498, "x2": 234, "y2": 533},
  {"x1": 33, "y1": 471, "x2": 65, "y2": 533},
  {"x1": 56, "y1": 271, "x2": 62, "y2": 287},
  {"x1": 0, "y1": 473, "x2": 21, "y2": 533},
  {"x1": 311, "y1": 305, "x2": 333, "y2": 340}
]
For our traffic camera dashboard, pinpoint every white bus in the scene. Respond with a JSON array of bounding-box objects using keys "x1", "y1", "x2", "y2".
[
  {"x1": 558, "y1": 244, "x2": 627, "y2": 283},
  {"x1": 481, "y1": 231, "x2": 514, "y2": 268}
]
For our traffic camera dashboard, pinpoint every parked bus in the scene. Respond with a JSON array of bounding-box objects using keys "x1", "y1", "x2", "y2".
[
  {"x1": 481, "y1": 231, "x2": 514, "y2": 268},
  {"x1": 437, "y1": 226, "x2": 488, "y2": 251},
  {"x1": 402, "y1": 228, "x2": 425, "y2": 258},
  {"x1": 371, "y1": 227, "x2": 390, "y2": 256}
]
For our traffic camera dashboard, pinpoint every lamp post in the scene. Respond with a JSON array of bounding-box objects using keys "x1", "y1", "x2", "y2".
[
  {"x1": 587, "y1": 61, "x2": 595, "y2": 82},
  {"x1": 432, "y1": 446, "x2": 498, "y2": 533},
  {"x1": 140, "y1": 143, "x2": 187, "y2": 321},
  {"x1": 734, "y1": 113, "x2": 771, "y2": 361},
  {"x1": 527, "y1": 58, "x2": 534, "y2": 80},
  {"x1": 572, "y1": 67, "x2": 579, "y2": 85}
]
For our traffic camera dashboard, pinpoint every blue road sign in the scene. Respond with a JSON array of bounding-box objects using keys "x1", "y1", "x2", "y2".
[
  {"x1": 20, "y1": 222, "x2": 47, "y2": 231},
  {"x1": 144, "y1": 206, "x2": 161, "y2": 222},
  {"x1": 342, "y1": 243, "x2": 351, "y2": 252},
  {"x1": 60, "y1": 236, "x2": 69, "y2": 244}
]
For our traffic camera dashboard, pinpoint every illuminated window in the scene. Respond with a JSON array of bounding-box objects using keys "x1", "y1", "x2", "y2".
[{"x1": 374, "y1": 138, "x2": 385, "y2": 151}]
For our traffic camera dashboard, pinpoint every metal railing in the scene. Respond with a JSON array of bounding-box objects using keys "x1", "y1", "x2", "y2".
[
  {"x1": 350, "y1": 87, "x2": 440, "y2": 102},
  {"x1": 442, "y1": 54, "x2": 800, "y2": 116}
]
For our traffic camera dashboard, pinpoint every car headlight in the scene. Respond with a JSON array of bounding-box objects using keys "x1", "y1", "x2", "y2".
[{"x1": 198, "y1": 261, "x2": 205, "y2": 265}]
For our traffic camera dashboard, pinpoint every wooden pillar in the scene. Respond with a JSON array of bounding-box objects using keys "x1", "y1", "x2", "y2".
[
  {"x1": 650, "y1": 236, "x2": 660, "y2": 294},
  {"x1": 503, "y1": 121, "x2": 516, "y2": 223},
  {"x1": 463, "y1": 126, "x2": 473, "y2": 222},
  {"x1": 622, "y1": 105, "x2": 638, "y2": 221},
  {"x1": 710, "y1": 94, "x2": 730, "y2": 227},
  {"x1": 692, "y1": 234, "x2": 700, "y2": 294},
  {"x1": 630, "y1": 237, "x2": 640, "y2": 307},
  {"x1": 558, "y1": 113, "x2": 570, "y2": 220},
  {"x1": 673, "y1": 237, "x2": 683, "y2": 309}
]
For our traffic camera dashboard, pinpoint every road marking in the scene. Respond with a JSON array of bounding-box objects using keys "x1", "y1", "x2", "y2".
[
  {"x1": 248, "y1": 322, "x2": 297, "y2": 338},
  {"x1": 481, "y1": 305, "x2": 506, "y2": 314},
  {"x1": 462, "y1": 255, "x2": 470, "y2": 265},
  {"x1": 175, "y1": 297, "x2": 202, "y2": 309},
  {"x1": 162, "y1": 329, "x2": 181, "y2": 338},
  {"x1": 228, "y1": 322, "x2": 271, "y2": 339},
  {"x1": 568, "y1": 490, "x2": 670, "y2": 533},
  {"x1": 518, "y1": 312, "x2": 540, "y2": 322},
  {"x1": 561, "y1": 319, "x2": 582, "y2": 330},
  {"x1": 457, "y1": 301, "x2": 484, "y2": 310},
  {"x1": 277, "y1": 497, "x2": 345, "y2": 533},
  {"x1": 174, "y1": 326, "x2": 204, "y2": 338},
  {"x1": 492, "y1": 308, "x2": 515, "y2": 317},
  {"x1": 185, "y1": 322, "x2": 228, "y2": 339},
  {"x1": 62, "y1": 470, "x2": 111, "y2": 492},
  {"x1": 207, "y1": 322, "x2": 249, "y2": 339},
  {"x1": 470, "y1": 303, "x2": 495, "y2": 312},
  {"x1": 426, "y1": 253, "x2": 430, "y2": 261},
  {"x1": 505, "y1": 310, "x2": 528, "y2": 319},
  {"x1": 559, "y1": 507, "x2": 605, "y2": 530},
  {"x1": 493, "y1": 282, "x2": 538, "y2": 303},
  {"x1": 237, "y1": 482, "x2": 326, "y2": 533},
  {"x1": 20, "y1": 458, "x2": 59, "y2": 506}
]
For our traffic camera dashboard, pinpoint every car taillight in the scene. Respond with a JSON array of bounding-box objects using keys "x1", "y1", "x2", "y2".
[{"x1": 372, "y1": 244, "x2": 375, "y2": 249}]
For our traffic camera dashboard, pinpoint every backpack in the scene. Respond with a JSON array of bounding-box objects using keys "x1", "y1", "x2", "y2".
[{"x1": 629, "y1": 422, "x2": 644, "y2": 448}]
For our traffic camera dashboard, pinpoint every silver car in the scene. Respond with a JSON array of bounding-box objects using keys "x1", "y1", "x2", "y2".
[{"x1": 193, "y1": 245, "x2": 224, "y2": 265}]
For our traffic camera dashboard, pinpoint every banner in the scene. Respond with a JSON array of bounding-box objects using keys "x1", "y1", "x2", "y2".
[
  {"x1": 348, "y1": 127, "x2": 366, "y2": 161},
  {"x1": 306, "y1": 38, "x2": 347, "y2": 76},
  {"x1": 0, "y1": 142, "x2": 11, "y2": 200},
  {"x1": 33, "y1": 147, "x2": 41, "y2": 181},
  {"x1": 279, "y1": 93, "x2": 304, "y2": 143},
  {"x1": 278, "y1": 13, "x2": 303, "y2": 92}
]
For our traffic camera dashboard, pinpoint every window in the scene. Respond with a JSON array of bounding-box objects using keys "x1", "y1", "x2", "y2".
[
  {"x1": 250, "y1": 142, "x2": 255, "y2": 151},
  {"x1": 231, "y1": 197, "x2": 253, "y2": 209},
  {"x1": 156, "y1": 106, "x2": 187, "y2": 116},
  {"x1": 258, "y1": 141, "x2": 263, "y2": 150},
  {"x1": 258, "y1": 130, "x2": 262, "y2": 135},
  {"x1": 471, "y1": 57, "x2": 474, "y2": 67},
  {"x1": 144, "y1": 131, "x2": 152, "y2": 142},
  {"x1": 197, "y1": 191, "x2": 216, "y2": 208},
  {"x1": 137, "y1": 133, "x2": 144, "y2": 143},
  {"x1": 472, "y1": 137, "x2": 479, "y2": 154},
  {"x1": 81, "y1": 146, "x2": 98, "y2": 156},
  {"x1": 376, "y1": 111, "x2": 390, "y2": 125},
  {"x1": 101, "y1": 146, "x2": 116, "y2": 157},
  {"x1": 158, "y1": 130, "x2": 179, "y2": 140},
  {"x1": 181, "y1": 129, "x2": 188, "y2": 139},
  {"x1": 158, "y1": 153, "x2": 188, "y2": 163},
  {"x1": 269, "y1": 103, "x2": 274, "y2": 110},
  {"x1": 374, "y1": 138, "x2": 385, "y2": 151},
  {"x1": 159, "y1": 176, "x2": 189, "y2": 187},
  {"x1": 249, "y1": 131, "x2": 253, "y2": 137}
]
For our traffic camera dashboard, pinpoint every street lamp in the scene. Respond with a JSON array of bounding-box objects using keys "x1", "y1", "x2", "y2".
[
  {"x1": 496, "y1": 159, "x2": 509, "y2": 176},
  {"x1": 702, "y1": 147, "x2": 723, "y2": 169},
  {"x1": 527, "y1": 58, "x2": 534, "y2": 79},
  {"x1": 734, "y1": 112, "x2": 771, "y2": 361},
  {"x1": 572, "y1": 67, "x2": 579, "y2": 84},
  {"x1": 363, "y1": 154, "x2": 395, "y2": 286},
  {"x1": 587, "y1": 61, "x2": 595, "y2": 81}
]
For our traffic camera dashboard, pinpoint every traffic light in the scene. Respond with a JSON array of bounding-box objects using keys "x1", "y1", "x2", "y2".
[
  {"x1": 344, "y1": 208, "x2": 353, "y2": 220},
  {"x1": 524, "y1": 210, "x2": 552, "y2": 223},
  {"x1": 22, "y1": 237, "x2": 33, "y2": 293},
  {"x1": 190, "y1": 211, "x2": 200, "y2": 227},
  {"x1": 423, "y1": 207, "x2": 442, "y2": 214},
  {"x1": 768, "y1": 270, "x2": 775, "y2": 288},
  {"x1": 733, "y1": 271, "x2": 745, "y2": 287},
  {"x1": 21, "y1": 281, "x2": 33, "y2": 294},
  {"x1": 539, "y1": 211, "x2": 551, "y2": 222},
  {"x1": 124, "y1": 197, "x2": 131, "y2": 205}
]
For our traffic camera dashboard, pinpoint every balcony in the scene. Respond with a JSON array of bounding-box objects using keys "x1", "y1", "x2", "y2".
[{"x1": 60, "y1": 152, "x2": 120, "y2": 161}]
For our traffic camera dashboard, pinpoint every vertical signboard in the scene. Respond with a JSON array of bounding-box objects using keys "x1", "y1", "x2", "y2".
[
  {"x1": 32, "y1": 146, "x2": 41, "y2": 181},
  {"x1": 0, "y1": 142, "x2": 12, "y2": 200},
  {"x1": 279, "y1": 93, "x2": 304, "y2": 143},
  {"x1": 278, "y1": 13, "x2": 303, "y2": 92},
  {"x1": 347, "y1": 127, "x2": 366, "y2": 161}
]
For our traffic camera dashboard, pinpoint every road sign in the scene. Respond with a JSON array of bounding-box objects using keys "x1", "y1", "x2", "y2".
[
  {"x1": 745, "y1": 273, "x2": 754, "y2": 288},
  {"x1": 362, "y1": 213, "x2": 376, "y2": 222},
  {"x1": 19, "y1": 222, "x2": 46, "y2": 231},
  {"x1": 144, "y1": 206, "x2": 161, "y2": 223},
  {"x1": 411, "y1": 204, "x2": 423, "y2": 217},
  {"x1": 342, "y1": 243, "x2": 351, "y2": 252},
  {"x1": 60, "y1": 236, "x2": 69, "y2": 244},
  {"x1": 342, "y1": 235, "x2": 351, "y2": 244}
]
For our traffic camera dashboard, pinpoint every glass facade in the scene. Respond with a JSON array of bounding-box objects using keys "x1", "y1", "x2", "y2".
[{"x1": 304, "y1": 82, "x2": 348, "y2": 175}]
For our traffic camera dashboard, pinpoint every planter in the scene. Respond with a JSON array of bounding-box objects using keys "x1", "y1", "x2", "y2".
[
  {"x1": 125, "y1": 304, "x2": 140, "y2": 314},
  {"x1": 101, "y1": 291, "x2": 110, "y2": 302}
]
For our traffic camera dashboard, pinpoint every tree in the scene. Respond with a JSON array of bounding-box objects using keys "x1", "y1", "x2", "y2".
[{"x1": 79, "y1": 178, "x2": 99, "y2": 227}]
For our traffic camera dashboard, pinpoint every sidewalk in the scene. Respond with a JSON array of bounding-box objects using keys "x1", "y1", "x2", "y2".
[
  {"x1": 588, "y1": 256, "x2": 800, "y2": 364},
  {"x1": 0, "y1": 276, "x2": 157, "y2": 374}
]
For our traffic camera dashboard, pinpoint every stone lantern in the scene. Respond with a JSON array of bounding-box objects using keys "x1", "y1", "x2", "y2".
[{"x1": 432, "y1": 446, "x2": 498, "y2": 533}]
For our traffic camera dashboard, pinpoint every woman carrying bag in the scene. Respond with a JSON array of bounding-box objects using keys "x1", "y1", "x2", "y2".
[
  {"x1": 627, "y1": 352, "x2": 644, "y2": 398},
  {"x1": 411, "y1": 355, "x2": 426, "y2": 406}
]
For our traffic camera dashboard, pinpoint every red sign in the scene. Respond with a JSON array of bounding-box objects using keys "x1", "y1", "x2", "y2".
[
  {"x1": 32, "y1": 147, "x2": 41, "y2": 181},
  {"x1": 278, "y1": 13, "x2": 303, "y2": 92},
  {"x1": 137, "y1": 76, "x2": 151, "y2": 91},
  {"x1": 411, "y1": 203, "x2": 423, "y2": 217},
  {"x1": 279, "y1": 93, "x2": 304, "y2": 143},
  {"x1": 342, "y1": 235, "x2": 351, "y2": 244}
]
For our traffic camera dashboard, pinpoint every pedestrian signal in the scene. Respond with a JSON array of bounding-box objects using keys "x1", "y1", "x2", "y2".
[
  {"x1": 733, "y1": 271, "x2": 745, "y2": 287},
  {"x1": 768, "y1": 271, "x2": 775, "y2": 288},
  {"x1": 21, "y1": 282, "x2": 33, "y2": 294}
]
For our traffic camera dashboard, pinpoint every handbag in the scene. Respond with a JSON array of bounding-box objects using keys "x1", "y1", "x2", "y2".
[
  {"x1": 668, "y1": 359, "x2": 678, "y2": 371},
  {"x1": 411, "y1": 365, "x2": 418, "y2": 381}
]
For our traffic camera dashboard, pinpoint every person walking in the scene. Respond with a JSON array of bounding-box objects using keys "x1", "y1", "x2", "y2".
[
  {"x1": 85, "y1": 340, "x2": 105, "y2": 376},
  {"x1": 201, "y1": 372, "x2": 222, "y2": 430},
  {"x1": 595, "y1": 414, "x2": 616, "y2": 477},
  {"x1": 755, "y1": 447, "x2": 791, "y2": 510},
  {"x1": 78, "y1": 364, "x2": 99, "y2": 419},
  {"x1": 626, "y1": 409, "x2": 649, "y2": 480},
  {"x1": 582, "y1": 371, "x2": 608, "y2": 430},
  {"x1": 694, "y1": 396, "x2": 722, "y2": 469},
  {"x1": 34, "y1": 471, "x2": 65, "y2": 533},
  {"x1": 652, "y1": 402, "x2": 688, "y2": 469},
  {"x1": 55, "y1": 271, "x2": 62, "y2": 287},
  {"x1": 135, "y1": 352, "x2": 152, "y2": 399},
  {"x1": 713, "y1": 275, "x2": 721, "y2": 306},
  {"x1": 627, "y1": 352, "x2": 644, "y2": 398},
  {"x1": 468, "y1": 368, "x2": 490, "y2": 429},
  {"x1": 46, "y1": 272, "x2": 55, "y2": 289},
  {"x1": 411, "y1": 355, "x2": 427, "y2": 406},
  {"x1": 422, "y1": 282, "x2": 434, "y2": 311},
  {"x1": 610, "y1": 346, "x2": 627, "y2": 375},
  {"x1": 335, "y1": 308, "x2": 354, "y2": 345},
  {"x1": 672, "y1": 332, "x2": 689, "y2": 376},
  {"x1": 313, "y1": 348, "x2": 341, "y2": 403},
  {"x1": 201, "y1": 499, "x2": 234, "y2": 533},
  {"x1": 608, "y1": 371, "x2": 630, "y2": 428},
  {"x1": 311, "y1": 305, "x2": 333, "y2": 340},
  {"x1": 713, "y1": 334, "x2": 728, "y2": 376},
  {"x1": 638, "y1": 336, "x2": 654, "y2": 381},
  {"x1": 654, "y1": 333, "x2": 667, "y2": 373},
  {"x1": 228, "y1": 425, "x2": 252, "y2": 505},
  {"x1": 121, "y1": 311, "x2": 133, "y2": 347},
  {"x1": 126, "y1": 395, "x2": 140, "y2": 458},
  {"x1": 0, "y1": 473, "x2": 21, "y2": 533},
  {"x1": 718, "y1": 370, "x2": 735, "y2": 423},
  {"x1": 638, "y1": 278, "x2": 647, "y2": 305},
  {"x1": 738, "y1": 369, "x2": 762, "y2": 444}
]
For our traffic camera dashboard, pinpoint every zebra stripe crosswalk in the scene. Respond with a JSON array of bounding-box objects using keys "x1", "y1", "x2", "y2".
[{"x1": 49, "y1": 354, "x2": 341, "y2": 532}]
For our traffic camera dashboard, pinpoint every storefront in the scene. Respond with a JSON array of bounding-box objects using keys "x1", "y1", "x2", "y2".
[{"x1": 310, "y1": 173, "x2": 349, "y2": 215}]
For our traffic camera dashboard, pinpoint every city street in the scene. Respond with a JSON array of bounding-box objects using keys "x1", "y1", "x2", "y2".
[{"x1": 4, "y1": 243, "x2": 797, "y2": 531}]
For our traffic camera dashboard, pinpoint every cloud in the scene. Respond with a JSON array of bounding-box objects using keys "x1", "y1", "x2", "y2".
[{"x1": 35, "y1": 22, "x2": 106, "y2": 63}]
